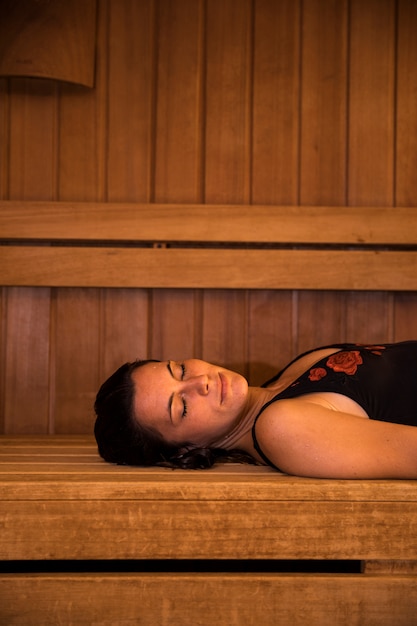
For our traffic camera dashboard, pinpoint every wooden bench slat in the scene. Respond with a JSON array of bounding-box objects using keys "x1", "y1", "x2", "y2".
[
  {"x1": 1, "y1": 201, "x2": 417, "y2": 244},
  {"x1": 2, "y1": 247, "x2": 417, "y2": 290},
  {"x1": 1, "y1": 499, "x2": 416, "y2": 560},
  {"x1": 0, "y1": 471, "x2": 416, "y2": 502},
  {"x1": 1, "y1": 573, "x2": 416, "y2": 626}
]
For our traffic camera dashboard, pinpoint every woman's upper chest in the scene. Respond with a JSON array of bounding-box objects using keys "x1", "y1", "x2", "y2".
[{"x1": 267, "y1": 348, "x2": 342, "y2": 393}]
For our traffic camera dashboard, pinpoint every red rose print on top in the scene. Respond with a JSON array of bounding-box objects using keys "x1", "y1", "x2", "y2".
[
  {"x1": 309, "y1": 367, "x2": 327, "y2": 381},
  {"x1": 326, "y1": 350, "x2": 363, "y2": 375}
]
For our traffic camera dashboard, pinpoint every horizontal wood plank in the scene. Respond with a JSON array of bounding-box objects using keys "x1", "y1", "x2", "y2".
[
  {"x1": 2, "y1": 499, "x2": 416, "y2": 560},
  {"x1": 1, "y1": 201, "x2": 417, "y2": 244},
  {"x1": 1, "y1": 573, "x2": 416, "y2": 626},
  {"x1": 1, "y1": 438, "x2": 416, "y2": 562},
  {"x1": 1, "y1": 247, "x2": 417, "y2": 290},
  {"x1": 1, "y1": 468, "x2": 416, "y2": 500}
]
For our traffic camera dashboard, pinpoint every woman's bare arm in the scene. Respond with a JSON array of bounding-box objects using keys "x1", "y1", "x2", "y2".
[{"x1": 254, "y1": 399, "x2": 417, "y2": 478}]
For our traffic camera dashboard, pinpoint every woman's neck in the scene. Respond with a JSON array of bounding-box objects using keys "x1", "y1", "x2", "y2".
[{"x1": 213, "y1": 386, "x2": 276, "y2": 450}]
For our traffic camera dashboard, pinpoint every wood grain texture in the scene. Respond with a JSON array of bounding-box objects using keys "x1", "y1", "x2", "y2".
[
  {"x1": 252, "y1": 0, "x2": 300, "y2": 204},
  {"x1": 0, "y1": 0, "x2": 96, "y2": 87},
  {"x1": 300, "y1": 0, "x2": 348, "y2": 205},
  {"x1": 205, "y1": 0, "x2": 252, "y2": 204},
  {"x1": 348, "y1": 0, "x2": 396, "y2": 206},
  {"x1": 1, "y1": 437, "x2": 416, "y2": 562},
  {"x1": 3, "y1": 202, "x2": 417, "y2": 243},
  {"x1": 1, "y1": 573, "x2": 416, "y2": 626},
  {"x1": 107, "y1": 0, "x2": 154, "y2": 202},
  {"x1": 1, "y1": 435, "x2": 415, "y2": 626},
  {"x1": 396, "y1": 0, "x2": 417, "y2": 206},
  {"x1": 1, "y1": 247, "x2": 417, "y2": 291}
]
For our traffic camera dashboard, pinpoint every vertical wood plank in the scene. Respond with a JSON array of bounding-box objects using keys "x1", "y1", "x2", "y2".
[
  {"x1": 0, "y1": 78, "x2": 9, "y2": 198},
  {"x1": 395, "y1": 0, "x2": 417, "y2": 206},
  {"x1": 204, "y1": 0, "x2": 252, "y2": 204},
  {"x1": 150, "y1": 289, "x2": 198, "y2": 360},
  {"x1": 297, "y1": 292, "x2": 347, "y2": 352},
  {"x1": 297, "y1": 0, "x2": 349, "y2": 352},
  {"x1": 104, "y1": 0, "x2": 155, "y2": 381},
  {"x1": 300, "y1": 0, "x2": 348, "y2": 205},
  {"x1": 8, "y1": 79, "x2": 58, "y2": 199},
  {"x1": 100, "y1": 289, "x2": 150, "y2": 381},
  {"x1": 247, "y1": 291, "x2": 295, "y2": 386},
  {"x1": 252, "y1": 0, "x2": 300, "y2": 205},
  {"x1": 150, "y1": 0, "x2": 205, "y2": 361},
  {"x1": 53, "y1": 1, "x2": 109, "y2": 432},
  {"x1": 199, "y1": 289, "x2": 248, "y2": 377},
  {"x1": 53, "y1": 289, "x2": 100, "y2": 433},
  {"x1": 57, "y1": 0, "x2": 107, "y2": 202},
  {"x1": 249, "y1": 0, "x2": 300, "y2": 373},
  {"x1": 153, "y1": 0, "x2": 204, "y2": 203},
  {"x1": 203, "y1": 0, "x2": 253, "y2": 370},
  {"x1": 345, "y1": 293, "x2": 394, "y2": 344},
  {"x1": 346, "y1": 0, "x2": 396, "y2": 341},
  {"x1": 393, "y1": 293, "x2": 417, "y2": 341},
  {"x1": 0, "y1": 80, "x2": 9, "y2": 432},
  {"x1": 4, "y1": 78, "x2": 57, "y2": 434},
  {"x1": 0, "y1": 287, "x2": 6, "y2": 432},
  {"x1": 3, "y1": 288, "x2": 51, "y2": 433},
  {"x1": 393, "y1": 0, "x2": 417, "y2": 341},
  {"x1": 348, "y1": 0, "x2": 396, "y2": 206},
  {"x1": 107, "y1": 0, "x2": 155, "y2": 202}
]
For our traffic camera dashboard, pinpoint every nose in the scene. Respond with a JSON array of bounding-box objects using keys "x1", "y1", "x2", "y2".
[{"x1": 182, "y1": 374, "x2": 209, "y2": 395}]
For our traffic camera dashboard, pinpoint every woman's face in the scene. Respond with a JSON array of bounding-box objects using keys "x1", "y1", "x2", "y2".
[{"x1": 131, "y1": 359, "x2": 249, "y2": 447}]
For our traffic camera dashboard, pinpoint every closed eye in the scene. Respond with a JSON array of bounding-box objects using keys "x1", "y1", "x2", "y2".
[{"x1": 181, "y1": 363, "x2": 187, "y2": 416}]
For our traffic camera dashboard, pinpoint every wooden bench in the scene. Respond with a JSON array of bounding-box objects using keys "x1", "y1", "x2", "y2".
[
  {"x1": 1, "y1": 201, "x2": 417, "y2": 290},
  {"x1": 1, "y1": 201, "x2": 417, "y2": 624}
]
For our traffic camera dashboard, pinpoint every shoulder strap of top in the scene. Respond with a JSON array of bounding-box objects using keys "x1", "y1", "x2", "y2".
[
  {"x1": 251, "y1": 416, "x2": 283, "y2": 471},
  {"x1": 254, "y1": 343, "x2": 355, "y2": 471}
]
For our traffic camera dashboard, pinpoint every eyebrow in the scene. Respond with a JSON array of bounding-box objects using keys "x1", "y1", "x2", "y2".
[{"x1": 167, "y1": 362, "x2": 174, "y2": 423}]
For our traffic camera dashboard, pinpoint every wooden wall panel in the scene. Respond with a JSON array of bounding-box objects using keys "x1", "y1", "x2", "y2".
[
  {"x1": 1, "y1": 0, "x2": 417, "y2": 433},
  {"x1": 104, "y1": 1, "x2": 154, "y2": 383},
  {"x1": 53, "y1": 289, "x2": 101, "y2": 434},
  {"x1": 3, "y1": 289, "x2": 51, "y2": 433},
  {"x1": 392, "y1": 0, "x2": 417, "y2": 337},
  {"x1": 297, "y1": 0, "x2": 349, "y2": 353},
  {"x1": 395, "y1": 0, "x2": 417, "y2": 207},
  {"x1": 346, "y1": 0, "x2": 396, "y2": 342},
  {"x1": 106, "y1": 0, "x2": 155, "y2": 202},
  {"x1": 51, "y1": 2, "x2": 109, "y2": 432},
  {"x1": 203, "y1": 0, "x2": 252, "y2": 373},
  {"x1": 348, "y1": 0, "x2": 396, "y2": 206},
  {"x1": 151, "y1": 0, "x2": 205, "y2": 361},
  {"x1": 154, "y1": 0, "x2": 204, "y2": 203},
  {"x1": 3, "y1": 79, "x2": 57, "y2": 433},
  {"x1": 0, "y1": 79, "x2": 8, "y2": 198},
  {"x1": 247, "y1": 291, "x2": 295, "y2": 386},
  {"x1": 205, "y1": 0, "x2": 252, "y2": 204},
  {"x1": 249, "y1": 0, "x2": 300, "y2": 382},
  {"x1": 251, "y1": 0, "x2": 300, "y2": 204},
  {"x1": 150, "y1": 290, "x2": 199, "y2": 360},
  {"x1": 99, "y1": 289, "x2": 150, "y2": 382},
  {"x1": 300, "y1": 0, "x2": 348, "y2": 206}
]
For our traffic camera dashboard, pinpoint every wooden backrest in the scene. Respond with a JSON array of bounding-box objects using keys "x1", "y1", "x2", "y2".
[{"x1": 1, "y1": 201, "x2": 417, "y2": 290}]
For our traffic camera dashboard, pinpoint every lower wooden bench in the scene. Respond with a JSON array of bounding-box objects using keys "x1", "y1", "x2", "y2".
[{"x1": 1, "y1": 436, "x2": 417, "y2": 625}]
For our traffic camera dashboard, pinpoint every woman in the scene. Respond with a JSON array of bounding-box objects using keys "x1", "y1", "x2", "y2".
[{"x1": 94, "y1": 341, "x2": 417, "y2": 478}]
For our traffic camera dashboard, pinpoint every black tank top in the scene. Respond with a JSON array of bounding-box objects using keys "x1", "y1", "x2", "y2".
[{"x1": 252, "y1": 341, "x2": 417, "y2": 470}]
